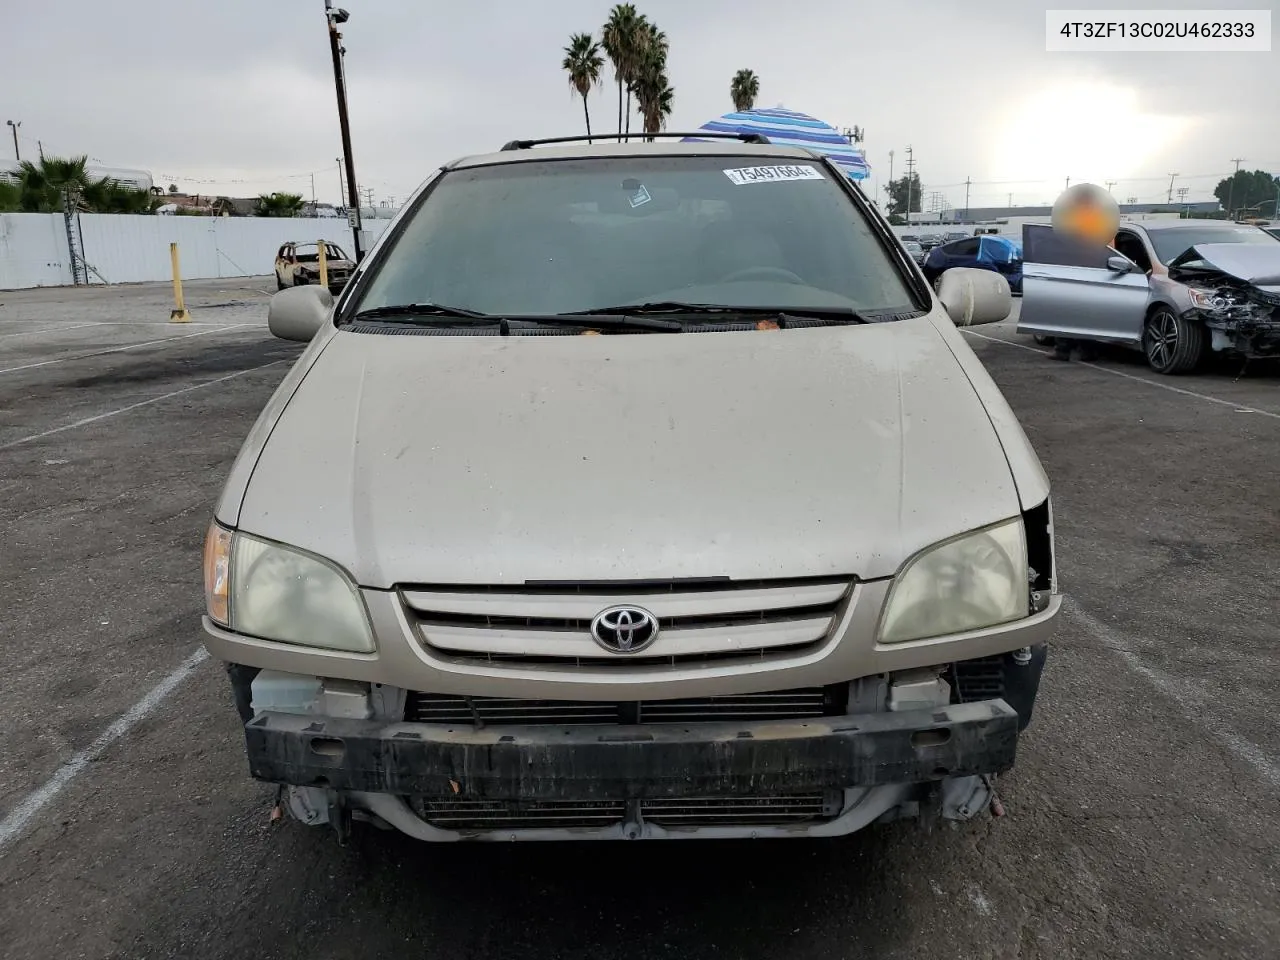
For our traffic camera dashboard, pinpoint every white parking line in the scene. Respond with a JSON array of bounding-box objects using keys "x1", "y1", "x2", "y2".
[
  {"x1": 963, "y1": 330, "x2": 1280, "y2": 421},
  {"x1": 0, "y1": 319, "x2": 241, "y2": 327},
  {"x1": 0, "y1": 358, "x2": 288, "y2": 451},
  {"x1": 0, "y1": 648, "x2": 210, "y2": 854},
  {"x1": 0, "y1": 324, "x2": 255, "y2": 375},
  {"x1": 0, "y1": 322, "x2": 102, "y2": 340},
  {"x1": 1066, "y1": 599, "x2": 1280, "y2": 791}
]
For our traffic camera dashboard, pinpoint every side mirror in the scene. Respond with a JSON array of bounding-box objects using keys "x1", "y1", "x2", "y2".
[
  {"x1": 937, "y1": 268, "x2": 1012, "y2": 326},
  {"x1": 268, "y1": 285, "x2": 333, "y2": 342},
  {"x1": 1107, "y1": 255, "x2": 1135, "y2": 273}
]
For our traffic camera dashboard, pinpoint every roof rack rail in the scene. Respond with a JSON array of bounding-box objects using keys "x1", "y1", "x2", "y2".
[{"x1": 499, "y1": 131, "x2": 771, "y2": 151}]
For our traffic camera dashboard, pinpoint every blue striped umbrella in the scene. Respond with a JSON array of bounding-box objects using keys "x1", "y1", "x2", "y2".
[{"x1": 683, "y1": 107, "x2": 871, "y2": 180}]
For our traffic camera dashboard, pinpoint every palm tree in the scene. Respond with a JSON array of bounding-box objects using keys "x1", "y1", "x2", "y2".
[
  {"x1": 0, "y1": 179, "x2": 19, "y2": 213},
  {"x1": 632, "y1": 27, "x2": 673, "y2": 141},
  {"x1": 601, "y1": 4, "x2": 645, "y2": 142},
  {"x1": 15, "y1": 155, "x2": 97, "y2": 211},
  {"x1": 562, "y1": 32, "x2": 604, "y2": 142},
  {"x1": 730, "y1": 69, "x2": 760, "y2": 113},
  {"x1": 10, "y1": 155, "x2": 160, "y2": 213}
]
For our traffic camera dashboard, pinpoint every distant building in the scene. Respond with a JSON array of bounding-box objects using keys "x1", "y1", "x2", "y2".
[
  {"x1": 908, "y1": 200, "x2": 1221, "y2": 224},
  {"x1": 0, "y1": 160, "x2": 153, "y2": 192}
]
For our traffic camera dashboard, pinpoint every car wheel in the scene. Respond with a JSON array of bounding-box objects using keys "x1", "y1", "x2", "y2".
[
  {"x1": 1144, "y1": 305, "x2": 1205, "y2": 375},
  {"x1": 1032, "y1": 334, "x2": 1054, "y2": 346}
]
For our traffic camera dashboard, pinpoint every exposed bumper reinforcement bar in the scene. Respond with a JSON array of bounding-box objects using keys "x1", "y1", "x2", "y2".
[{"x1": 244, "y1": 698, "x2": 1020, "y2": 800}]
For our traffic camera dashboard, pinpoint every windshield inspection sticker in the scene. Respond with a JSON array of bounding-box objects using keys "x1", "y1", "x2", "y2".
[
  {"x1": 628, "y1": 183, "x2": 652, "y2": 208},
  {"x1": 723, "y1": 164, "x2": 823, "y2": 185}
]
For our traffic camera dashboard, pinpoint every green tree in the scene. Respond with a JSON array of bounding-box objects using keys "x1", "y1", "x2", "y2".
[
  {"x1": 0, "y1": 178, "x2": 19, "y2": 212},
  {"x1": 14, "y1": 155, "x2": 97, "y2": 211},
  {"x1": 730, "y1": 69, "x2": 760, "y2": 113},
  {"x1": 632, "y1": 26, "x2": 673, "y2": 140},
  {"x1": 601, "y1": 4, "x2": 647, "y2": 142},
  {"x1": 83, "y1": 178, "x2": 164, "y2": 214},
  {"x1": 1213, "y1": 168, "x2": 1280, "y2": 217},
  {"x1": 885, "y1": 173, "x2": 922, "y2": 218},
  {"x1": 562, "y1": 32, "x2": 604, "y2": 142},
  {"x1": 255, "y1": 192, "x2": 305, "y2": 217},
  {"x1": 6, "y1": 155, "x2": 159, "y2": 213}
]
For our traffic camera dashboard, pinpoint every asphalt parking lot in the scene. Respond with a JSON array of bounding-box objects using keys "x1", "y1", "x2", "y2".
[{"x1": 1, "y1": 282, "x2": 1277, "y2": 960}]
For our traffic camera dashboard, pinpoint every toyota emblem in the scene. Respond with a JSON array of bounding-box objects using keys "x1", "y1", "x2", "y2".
[{"x1": 590, "y1": 605, "x2": 659, "y2": 654}]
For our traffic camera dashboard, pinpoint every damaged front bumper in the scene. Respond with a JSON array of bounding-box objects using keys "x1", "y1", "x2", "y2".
[
  {"x1": 1189, "y1": 297, "x2": 1280, "y2": 357},
  {"x1": 243, "y1": 697, "x2": 1020, "y2": 841},
  {"x1": 1174, "y1": 248, "x2": 1280, "y2": 357}
]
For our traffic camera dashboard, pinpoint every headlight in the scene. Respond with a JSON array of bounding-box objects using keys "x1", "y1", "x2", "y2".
[
  {"x1": 202, "y1": 523, "x2": 375, "y2": 653},
  {"x1": 1187, "y1": 288, "x2": 1220, "y2": 311},
  {"x1": 878, "y1": 518, "x2": 1029, "y2": 644}
]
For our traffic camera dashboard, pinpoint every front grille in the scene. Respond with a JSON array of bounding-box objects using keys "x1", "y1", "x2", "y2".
[
  {"x1": 399, "y1": 577, "x2": 852, "y2": 668},
  {"x1": 410, "y1": 793, "x2": 840, "y2": 831},
  {"x1": 413, "y1": 798, "x2": 626, "y2": 830},
  {"x1": 641, "y1": 792, "x2": 838, "y2": 827},
  {"x1": 405, "y1": 688, "x2": 837, "y2": 726},
  {"x1": 949, "y1": 656, "x2": 1005, "y2": 702}
]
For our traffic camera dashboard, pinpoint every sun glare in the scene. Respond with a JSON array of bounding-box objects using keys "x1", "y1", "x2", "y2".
[{"x1": 990, "y1": 81, "x2": 1192, "y2": 190}]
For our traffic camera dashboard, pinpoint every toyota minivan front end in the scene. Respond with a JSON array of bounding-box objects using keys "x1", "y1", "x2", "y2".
[{"x1": 202, "y1": 138, "x2": 1060, "y2": 843}]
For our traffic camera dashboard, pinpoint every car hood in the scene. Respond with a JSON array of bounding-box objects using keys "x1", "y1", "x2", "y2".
[
  {"x1": 236, "y1": 315, "x2": 1022, "y2": 588},
  {"x1": 1168, "y1": 243, "x2": 1280, "y2": 294}
]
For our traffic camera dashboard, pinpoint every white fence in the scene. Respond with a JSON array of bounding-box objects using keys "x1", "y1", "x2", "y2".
[{"x1": 0, "y1": 213, "x2": 391, "y2": 290}]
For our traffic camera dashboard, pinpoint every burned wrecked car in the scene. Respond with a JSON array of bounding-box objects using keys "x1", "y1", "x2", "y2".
[{"x1": 1017, "y1": 219, "x2": 1280, "y2": 374}]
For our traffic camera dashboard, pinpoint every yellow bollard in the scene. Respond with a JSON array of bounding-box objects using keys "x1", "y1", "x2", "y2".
[
  {"x1": 169, "y1": 243, "x2": 191, "y2": 322},
  {"x1": 317, "y1": 239, "x2": 329, "y2": 289}
]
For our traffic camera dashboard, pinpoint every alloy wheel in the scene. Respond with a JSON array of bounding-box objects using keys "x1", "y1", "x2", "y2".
[{"x1": 1146, "y1": 309, "x2": 1178, "y2": 369}]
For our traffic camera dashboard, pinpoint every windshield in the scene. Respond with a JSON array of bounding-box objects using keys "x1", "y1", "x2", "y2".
[
  {"x1": 1147, "y1": 225, "x2": 1279, "y2": 264},
  {"x1": 352, "y1": 156, "x2": 916, "y2": 319}
]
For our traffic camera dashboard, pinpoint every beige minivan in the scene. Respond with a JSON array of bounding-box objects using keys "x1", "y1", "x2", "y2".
[{"x1": 203, "y1": 136, "x2": 1060, "y2": 843}]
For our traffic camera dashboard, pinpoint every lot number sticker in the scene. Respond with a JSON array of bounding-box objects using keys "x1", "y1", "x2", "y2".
[{"x1": 723, "y1": 164, "x2": 824, "y2": 185}]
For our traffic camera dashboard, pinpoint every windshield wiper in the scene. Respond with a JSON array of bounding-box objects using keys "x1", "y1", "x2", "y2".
[
  {"x1": 350, "y1": 303, "x2": 683, "y2": 333},
  {"x1": 568, "y1": 302, "x2": 872, "y2": 324},
  {"x1": 352, "y1": 303, "x2": 492, "y2": 321}
]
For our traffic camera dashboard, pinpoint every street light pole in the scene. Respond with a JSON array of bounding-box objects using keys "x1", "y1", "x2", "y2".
[
  {"x1": 326, "y1": 1, "x2": 363, "y2": 262},
  {"x1": 6, "y1": 120, "x2": 21, "y2": 162}
]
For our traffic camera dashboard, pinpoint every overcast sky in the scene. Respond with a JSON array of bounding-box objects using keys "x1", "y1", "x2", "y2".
[{"x1": 5, "y1": 0, "x2": 1277, "y2": 209}]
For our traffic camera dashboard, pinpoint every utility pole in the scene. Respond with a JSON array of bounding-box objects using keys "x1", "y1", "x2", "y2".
[
  {"x1": 886, "y1": 149, "x2": 894, "y2": 215},
  {"x1": 904, "y1": 145, "x2": 915, "y2": 223},
  {"x1": 1227, "y1": 157, "x2": 1244, "y2": 217},
  {"x1": 6, "y1": 120, "x2": 20, "y2": 162},
  {"x1": 1176, "y1": 186, "x2": 1189, "y2": 217},
  {"x1": 37, "y1": 140, "x2": 44, "y2": 161},
  {"x1": 1105, "y1": 180, "x2": 1116, "y2": 194},
  {"x1": 963, "y1": 176, "x2": 971, "y2": 220},
  {"x1": 1166, "y1": 172, "x2": 1179, "y2": 205},
  {"x1": 326, "y1": 0, "x2": 364, "y2": 262},
  {"x1": 1007, "y1": 192, "x2": 1012, "y2": 208},
  {"x1": 1065, "y1": 176, "x2": 1070, "y2": 191}
]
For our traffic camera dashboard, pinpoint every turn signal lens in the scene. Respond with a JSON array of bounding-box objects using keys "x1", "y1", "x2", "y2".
[{"x1": 203, "y1": 521, "x2": 233, "y2": 625}]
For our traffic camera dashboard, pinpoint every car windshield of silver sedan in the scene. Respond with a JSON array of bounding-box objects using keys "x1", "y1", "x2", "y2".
[
  {"x1": 1148, "y1": 225, "x2": 1279, "y2": 265},
  {"x1": 350, "y1": 155, "x2": 917, "y2": 321}
]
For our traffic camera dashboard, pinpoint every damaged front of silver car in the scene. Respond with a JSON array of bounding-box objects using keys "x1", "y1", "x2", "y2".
[{"x1": 1169, "y1": 243, "x2": 1280, "y2": 358}]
